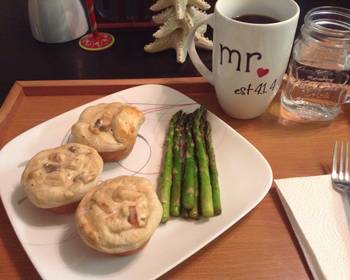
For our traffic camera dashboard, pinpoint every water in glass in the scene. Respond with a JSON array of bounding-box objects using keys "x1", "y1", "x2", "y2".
[{"x1": 281, "y1": 6, "x2": 350, "y2": 121}]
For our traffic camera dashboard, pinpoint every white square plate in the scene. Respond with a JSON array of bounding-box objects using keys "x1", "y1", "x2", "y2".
[{"x1": 0, "y1": 85, "x2": 272, "y2": 280}]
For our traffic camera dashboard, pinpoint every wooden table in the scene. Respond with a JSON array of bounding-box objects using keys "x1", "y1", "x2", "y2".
[{"x1": 0, "y1": 77, "x2": 349, "y2": 279}]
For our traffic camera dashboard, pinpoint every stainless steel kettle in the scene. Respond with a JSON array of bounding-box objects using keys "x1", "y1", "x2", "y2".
[{"x1": 28, "y1": 0, "x2": 88, "y2": 43}]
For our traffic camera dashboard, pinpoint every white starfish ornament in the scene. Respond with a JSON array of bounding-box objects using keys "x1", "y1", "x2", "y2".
[
  {"x1": 145, "y1": 0, "x2": 213, "y2": 63},
  {"x1": 144, "y1": 30, "x2": 212, "y2": 64},
  {"x1": 150, "y1": 0, "x2": 210, "y2": 19}
]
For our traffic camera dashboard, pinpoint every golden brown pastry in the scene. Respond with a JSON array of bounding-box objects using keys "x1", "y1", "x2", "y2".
[
  {"x1": 21, "y1": 143, "x2": 103, "y2": 213},
  {"x1": 75, "y1": 176, "x2": 162, "y2": 255},
  {"x1": 71, "y1": 102, "x2": 145, "y2": 162}
]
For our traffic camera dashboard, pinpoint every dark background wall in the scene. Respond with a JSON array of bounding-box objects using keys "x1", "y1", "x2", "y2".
[{"x1": 0, "y1": 0, "x2": 349, "y2": 104}]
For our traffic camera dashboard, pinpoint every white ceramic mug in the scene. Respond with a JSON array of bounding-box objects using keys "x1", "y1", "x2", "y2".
[{"x1": 188, "y1": 0, "x2": 300, "y2": 119}]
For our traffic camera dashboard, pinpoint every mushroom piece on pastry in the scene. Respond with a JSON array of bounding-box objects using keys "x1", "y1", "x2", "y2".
[
  {"x1": 71, "y1": 102, "x2": 145, "y2": 162},
  {"x1": 75, "y1": 176, "x2": 162, "y2": 255},
  {"x1": 21, "y1": 143, "x2": 103, "y2": 213}
]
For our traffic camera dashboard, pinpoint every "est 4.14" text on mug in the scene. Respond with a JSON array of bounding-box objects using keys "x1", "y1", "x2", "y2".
[{"x1": 234, "y1": 79, "x2": 278, "y2": 95}]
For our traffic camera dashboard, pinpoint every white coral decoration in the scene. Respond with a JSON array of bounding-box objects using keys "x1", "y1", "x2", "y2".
[{"x1": 144, "y1": 0, "x2": 213, "y2": 63}]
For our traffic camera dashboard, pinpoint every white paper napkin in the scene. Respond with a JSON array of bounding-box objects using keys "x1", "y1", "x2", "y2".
[{"x1": 275, "y1": 175, "x2": 350, "y2": 280}]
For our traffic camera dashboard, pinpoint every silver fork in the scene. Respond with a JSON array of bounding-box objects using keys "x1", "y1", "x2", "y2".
[{"x1": 332, "y1": 141, "x2": 350, "y2": 193}]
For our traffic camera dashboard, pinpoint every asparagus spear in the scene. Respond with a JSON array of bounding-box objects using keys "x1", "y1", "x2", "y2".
[
  {"x1": 159, "y1": 111, "x2": 181, "y2": 223},
  {"x1": 205, "y1": 119, "x2": 222, "y2": 215},
  {"x1": 170, "y1": 112, "x2": 185, "y2": 217},
  {"x1": 188, "y1": 161, "x2": 200, "y2": 219},
  {"x1": 182, "y1": 114, "x2": 196, "y2": 210},
  {"x1": 181, "y1": 205, "x2": 190, "y2": 219},
  {"x1": 193, "y1": 107, "x2": 214, "y2": 217}
]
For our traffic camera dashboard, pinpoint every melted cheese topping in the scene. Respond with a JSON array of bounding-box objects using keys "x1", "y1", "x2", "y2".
[
  {"x1": 21, "y1": 143, "x2": 103, "y2": 208},
  {"x1": 71, "y1": 103, "x2": 145, "y2": 153},
  {"x1": 75, "y1": 176, "x2": 162, "y2": 254}
]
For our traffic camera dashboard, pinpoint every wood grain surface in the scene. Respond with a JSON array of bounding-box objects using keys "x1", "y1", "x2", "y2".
[{"x1": 0, "y1": 78, "x2": 349, "y2": 280}]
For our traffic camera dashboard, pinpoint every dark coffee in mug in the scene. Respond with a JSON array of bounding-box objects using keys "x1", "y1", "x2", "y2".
[{"x1": 233, "y1": 14, "x2": 279, "y2": 24}]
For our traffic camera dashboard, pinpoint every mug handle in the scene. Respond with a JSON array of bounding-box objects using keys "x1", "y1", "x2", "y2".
[{"x1": 187, "y1": 14, "x2": 215, "y2": 85}]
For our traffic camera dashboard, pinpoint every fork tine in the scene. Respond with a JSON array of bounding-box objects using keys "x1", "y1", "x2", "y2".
[
  {"x1": 339, "y1": 141, "x2": 345, "y2": 181},
  {"x1": 345, "y1": 142, "x2": 349, "y2": 182},
  {"x1": 332, "y1": 141, "x2": 338, "y2": 179}
]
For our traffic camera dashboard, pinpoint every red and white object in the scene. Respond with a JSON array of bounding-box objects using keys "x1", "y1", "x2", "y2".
[{"x1": 79, "y1": 0, "x2": 115, "y2": 51}]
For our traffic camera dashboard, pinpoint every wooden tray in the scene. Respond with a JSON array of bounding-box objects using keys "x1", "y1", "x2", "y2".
[
  {"x1": 0, "y1": 78, "x2": 211, "y2": 147},
  {"x1": 1, "y1": 77, "x2": 348, "y2": 280}
]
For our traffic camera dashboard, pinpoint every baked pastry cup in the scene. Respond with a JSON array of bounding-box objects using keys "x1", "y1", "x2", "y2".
[
  {"x1": 75, "y1": 176, "x2": 162, "y2": 255},
  {"x1": 71, "y1": 102, "x2": 145, "y2": 162},
  {"x1": 21, "y1": 143, "x2": 103, "y2": 213}
]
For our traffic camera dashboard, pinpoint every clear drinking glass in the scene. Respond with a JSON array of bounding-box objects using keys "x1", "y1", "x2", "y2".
[{"x1": 280, "y1": 6, "x2": 350, "y2": 121}]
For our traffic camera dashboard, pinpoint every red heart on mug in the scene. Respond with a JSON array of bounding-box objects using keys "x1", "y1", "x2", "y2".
[{"x1": 257, "y1": 67, "x2": 269, "y2": 77}]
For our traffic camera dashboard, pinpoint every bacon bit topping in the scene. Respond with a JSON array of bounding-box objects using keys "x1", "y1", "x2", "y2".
[
  {"x1": 127, "y1": 206, "x2": 139, "y2": 226},
  {"x1": 95, "y1": 118, "x2": 103, "y2": 128},
  {"x1": 68, "y1": 146, "x2": 78, "y2": 153},
  {"x1": 74, "y1": 172, "x2": 95, "y2": 183},
  {"x1": 94, "y1": 118, "x2": 111, "y2": 132},
  {"x1": 43, "y1": 163, "x2": 60, "y2": 173},
  {"x1": 48, "y1": 152, "x2": 65, "y2": 163}
]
